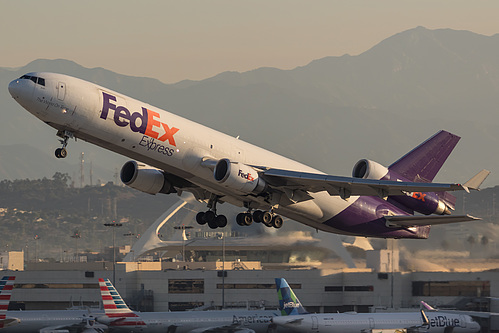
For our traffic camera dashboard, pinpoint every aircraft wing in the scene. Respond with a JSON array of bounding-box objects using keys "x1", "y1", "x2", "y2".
[
  {"x1": 262, "y1": 168, "x2": 489, "y2": 200},
  {"x1": 385, "y1": 214, "x2": 480, "y2": 228}
]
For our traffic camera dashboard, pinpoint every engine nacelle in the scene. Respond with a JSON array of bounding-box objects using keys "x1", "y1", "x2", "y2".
[
  {"x1": 353, "y1": 159, "x2": 451, "y2": 215},
  {"x1": 120, "y1": 161, "x2": 175, "y2": 195},
  {"x1": 213, "y1": 159, "x2": 266, "y2": 194},
  {"x1": 352, "y1": 159, "x2": 389, "y2": 180}
]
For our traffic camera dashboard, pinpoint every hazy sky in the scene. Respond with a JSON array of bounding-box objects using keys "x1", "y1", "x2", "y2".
[{"x1": 2, "y1": 1, "x2": 499, "y2": 84}]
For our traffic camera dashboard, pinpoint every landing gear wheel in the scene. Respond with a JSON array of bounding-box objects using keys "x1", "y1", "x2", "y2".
[
  {"x1": 243, "y1": 213, "x2": 253, "y2": 226},
  {"x1": 208, "y1": 218, "x2": 218, "y2": 229},
  {"x1": 55, "y1": 148, "x2": 67, "y2": 159},
  {"x1": 196, "y1": 212, "x2": 207, "y2": 225},
  {"x1": 253, "y1": 210, "x2": 263, "y2": 223},
  {"x1": 203, "y1": 211, "x2": 216, "y2": 224},
  {"x1": 236, "y1": 213, "x2": 245, "y2": 226},
  {"x1": 271, "y1": 215, "x2": 283, "y2": 229},
  {"x1": 215, "y1": 215, "x2": 228, "y2": 228},
  {"x1": 262, "y1": 212, "x2": 272, "y2": 224}
]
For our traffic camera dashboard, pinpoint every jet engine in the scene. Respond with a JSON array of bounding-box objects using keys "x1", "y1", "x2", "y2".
[
  {"x1": 120, "y1": 160, "x2": 175, "y2": 195},
  {"x1": 213, "y1": 159, "x2": 267, "y2": 194},
  {"x1": 352, "y1": 159, "x2": 451, "y2": 215}
]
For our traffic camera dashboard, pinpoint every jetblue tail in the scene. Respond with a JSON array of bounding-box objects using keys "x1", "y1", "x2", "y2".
[{"x1": 275, "y1": 278, "x2": 309, "y2": 316}]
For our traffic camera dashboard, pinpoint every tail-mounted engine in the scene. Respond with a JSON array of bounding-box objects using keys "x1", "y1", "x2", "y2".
[
  {"x1": 352, "y1": 159, "x2": 451, "y2": 216},
  {"x1": 120, "y1": 161, "x2": 176, "y2": 195},
  {"x1": 213, "y1": 159, "x2": 267, "y2": 194}
]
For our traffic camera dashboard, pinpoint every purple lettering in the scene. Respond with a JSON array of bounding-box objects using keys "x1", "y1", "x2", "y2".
[
  {"x1": 101, "y1": 92, "x2": 117, "y2": 119},
  {"x1": 114, "y1": 106, "x2": 131, "y2": 127}
]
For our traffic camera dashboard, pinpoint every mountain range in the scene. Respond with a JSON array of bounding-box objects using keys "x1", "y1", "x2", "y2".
[{"x1": 1, "y1": 26, "x2": 498, "y2": 186}]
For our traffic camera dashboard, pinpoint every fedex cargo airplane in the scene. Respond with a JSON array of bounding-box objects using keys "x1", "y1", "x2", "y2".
[
  {"x1": 273, "y1": 278, "x2": 481, "y2": 333},
  {"x1": 98, "y1": 278, "x2": 281, "y2": 333},
  {"x1": 8, "y1": 73, "x2": 489, "y2": 239}
]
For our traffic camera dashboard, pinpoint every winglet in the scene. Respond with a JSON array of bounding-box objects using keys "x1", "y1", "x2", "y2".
[
  {"x1": 463, "y1": 169, "x2": 490, "y2": 191},
  {"x1": 420, "y1": 301, "x2": 436, "y2": 311},
  {"x1": 275, "y1": 278, "x2": 309, "y2": 316}
]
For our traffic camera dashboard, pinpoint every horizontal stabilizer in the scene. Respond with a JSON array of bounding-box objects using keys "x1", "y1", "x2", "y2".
[
  {"x1": 385, "y1": 214, "x2": 480, "y2": 228},
  {"x1": 463, "y1": 169, "x2": 490, "y2": 191}
]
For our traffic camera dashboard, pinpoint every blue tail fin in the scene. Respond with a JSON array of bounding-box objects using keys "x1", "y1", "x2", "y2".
[{"x1": 275, "y1": 278, "x2": 309, "y2": 315}]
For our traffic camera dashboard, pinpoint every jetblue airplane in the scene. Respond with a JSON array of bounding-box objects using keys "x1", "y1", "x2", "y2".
[
  {"x1": 273, "y1": 278, "x2": 481, "y2": 333},
  {"x1": 8, "y1": 73, "x2": 489, "y2": 238},
  {"x1": 98, "y1": 278, "x2": 281, "y2": 333}
]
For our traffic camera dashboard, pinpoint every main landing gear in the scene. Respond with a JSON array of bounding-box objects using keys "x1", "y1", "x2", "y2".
[
  {"x1": 196, "y1": 195, "x2": 228, "y2": 230},
  {"x1": 55, "y1": 130, "x2": 74, "y2": 159},
  {"x1": 237, "y1": 209, "x2": 283, "y2": 229}
]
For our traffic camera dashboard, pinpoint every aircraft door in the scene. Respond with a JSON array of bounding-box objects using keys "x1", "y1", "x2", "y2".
[
  {"x1": 369, "y1": 317, "x2": 375, "y2": 329},
  {"x1": 57, "y1": 82, "x2": 66, "y2": 100},
  {"x1": 311, "y1": 316, "x2": 319, "y2": 331},
  {"x1": 459, "y1": 315, "x2": 467, "y2": 328}
]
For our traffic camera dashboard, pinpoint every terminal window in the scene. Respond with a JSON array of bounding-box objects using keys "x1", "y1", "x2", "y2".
[
  {"x1": 168, "y1": 279, "x2": 204, "y2": 294},
  {"x1": 217, "y1": 283, "x2": 301, "y2": 289},
  {"x1": 412, "y1": 281, "x2": 490, "y2": 297}
]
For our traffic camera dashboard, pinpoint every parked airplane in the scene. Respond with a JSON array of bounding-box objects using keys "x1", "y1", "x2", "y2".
[
  {"x1": 97, "y1": 278, "x2": 281, "y2": 333},
  {"x1": 8, "y1": 73, "x2": 489, "y2": 238},
  {"x1": 0, "y1": 276, "x2": 19, "y2": 329},
  {"x1": 0, "y1": 276, "x2": 106, "y2": 333},
  {"x1": 0, "y1": 309, "x2": 107, "y2": 333},
  {"x1": 273, "y1": 278, "x2": 481, "y2": 333}
]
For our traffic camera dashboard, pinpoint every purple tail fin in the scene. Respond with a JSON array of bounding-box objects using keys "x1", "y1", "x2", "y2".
[{"x1": 389, "y1": 130, "x2": 460, "y2": 183}]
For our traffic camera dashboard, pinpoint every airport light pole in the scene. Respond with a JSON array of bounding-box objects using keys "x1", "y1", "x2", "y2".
[
  {"x1": 104, "y1": 221, "x2": 122, "y2": 285},
  {"x1": 70, "y1": 230, "x2": 81, "y2": 262},
  {"x1": 218, "y1": 232, "x2": 226, "y2": 308}
]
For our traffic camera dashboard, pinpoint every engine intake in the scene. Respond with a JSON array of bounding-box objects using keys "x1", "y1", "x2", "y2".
[
  {"x1": 214, "y1": 159, "x2": 266, "y2": 194},
  {"x1": 352, "y1": 159, "x2": 389, "y2": 180},
  {"x1": 120, "y1": 161, "x2": 175, "y2": 195}
]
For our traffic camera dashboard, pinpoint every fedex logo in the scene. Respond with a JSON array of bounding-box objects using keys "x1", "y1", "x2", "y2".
[
  {"x1": 238, "y1": 170, "x2": 255, "y2": 182},
  {"x1": 101, "y1": 92, "x2": 179, "y2": 146}
]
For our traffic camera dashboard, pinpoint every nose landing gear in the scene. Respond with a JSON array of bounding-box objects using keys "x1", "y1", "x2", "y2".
[{"x1": 55, "y1": 130, "x2": 74, "y2": 159}]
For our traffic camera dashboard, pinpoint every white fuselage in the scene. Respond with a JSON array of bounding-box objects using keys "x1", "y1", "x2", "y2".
[
  {"x1": 107, "y1": 309, "x2": 282, "y2": 333},
  {"x1": 8, "y1": 72, "x2": 354, "y2": 234},
  {"x1": 1, "y1": 309, "x2": 105, "y2": 333},
  {"x1": 272, "y1": 311, "x2": 481, "y2": 333}
]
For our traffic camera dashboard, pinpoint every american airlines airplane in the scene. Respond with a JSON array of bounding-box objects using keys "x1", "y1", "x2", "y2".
[
  {"x1": 272, "y1": 278, "x2": 481, "y2": 333},
  {"x1": 0, "y1": 276, "x2": 106, "y2": 333},
  {"x1": 98, "y1": 278, "x2": 281, "y2": 333},
  {"x1": 8, "y1": 73, "x2": 489, "y2": 238},
  {"x1": 0, "y1": 276, "x2": 19, "y2": 329}
]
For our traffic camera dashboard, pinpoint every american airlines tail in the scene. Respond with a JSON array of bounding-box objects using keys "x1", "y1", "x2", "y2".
[
  {"x1": 0, "y1": 276, "x2": 19, "y2": 329},
  {"x1": 97, "y1": 278, "x2": 145, "y2": 327},
  {"x1": 275, "y1": 278, "x2": 308, "y2": 316}
]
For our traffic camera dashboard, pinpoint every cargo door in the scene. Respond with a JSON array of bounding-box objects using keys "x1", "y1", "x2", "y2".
[{"x1": 57, "y1": 81, "x2": 66, "y2": 100}]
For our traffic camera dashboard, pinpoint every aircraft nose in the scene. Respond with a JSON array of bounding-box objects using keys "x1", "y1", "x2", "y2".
[{"x1": 8, "y1": 78, "x2": 21, "y2": 99}]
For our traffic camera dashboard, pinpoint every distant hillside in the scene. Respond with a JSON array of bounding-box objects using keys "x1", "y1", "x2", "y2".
[{"x1": 1, "y1": 27, "x2": 499, "y2": 185}]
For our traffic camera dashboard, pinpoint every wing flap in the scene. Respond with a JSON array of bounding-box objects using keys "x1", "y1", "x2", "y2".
[{"x1": 385, "y1": 214, "x2": 480, "y2": 228}]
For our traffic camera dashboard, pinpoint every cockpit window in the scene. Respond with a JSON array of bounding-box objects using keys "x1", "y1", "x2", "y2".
[{"x1": 19, "y1": 75, "x2": 45, "y2": 86}]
